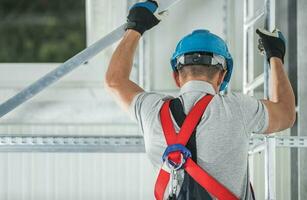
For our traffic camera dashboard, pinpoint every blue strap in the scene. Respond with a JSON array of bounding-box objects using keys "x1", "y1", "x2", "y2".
[
  {"x1": 130, "y1": 1, "x2": 158, "y2": 13},
  {"x1": 162, "y1": 144, "x2": 192, "y2": 162}
]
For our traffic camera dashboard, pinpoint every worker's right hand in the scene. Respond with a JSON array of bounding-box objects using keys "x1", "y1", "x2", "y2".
[
  {"x1": 126, "y1": 0, "x2": 160, "y2": 35},
  {"x1": 256, "y1": 28, "x2": 286, "y2": 63}
]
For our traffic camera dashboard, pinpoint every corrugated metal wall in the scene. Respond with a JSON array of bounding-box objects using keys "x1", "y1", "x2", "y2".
[{"x1": 0, "y1": 153, "x2": 155, "y2": 200}]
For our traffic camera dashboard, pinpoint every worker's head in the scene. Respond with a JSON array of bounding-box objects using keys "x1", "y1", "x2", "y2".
[
  {"x1": 170, "y1": 29, "x2": 233, "y2": 91},
  {"x1": 172, "y1": 52, "x2": 228, "y2": 91}
]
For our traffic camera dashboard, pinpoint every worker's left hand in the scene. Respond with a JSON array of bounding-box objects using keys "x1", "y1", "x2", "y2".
[
  {"x1": 126, "y1": 0, "x2": 160, "y2": 35},
  {"x1": 256, "y1": 28, "x2": 286, "y2": 63}
]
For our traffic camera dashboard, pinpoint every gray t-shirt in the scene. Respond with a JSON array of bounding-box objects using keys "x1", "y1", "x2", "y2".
[{"x1": 130, "y1": 80, "x2": 269, "y2": 199}]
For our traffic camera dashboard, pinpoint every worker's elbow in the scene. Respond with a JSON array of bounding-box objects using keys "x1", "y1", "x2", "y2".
[
  {"x1": 104, "y1": 74, "x2": 126, "y2": 91},
  {"x1": 104, "y1": 77, "x2": 118, "y2": 92},
  {"x1": 283, "y1": 107, "x2": 296, "y2": 129},
  {"x1": 288, "y1": 110, "x2": 296, "y2": 128},
  {"x1": 104, "y1": 75, "x2": 115, "y2": 89}
]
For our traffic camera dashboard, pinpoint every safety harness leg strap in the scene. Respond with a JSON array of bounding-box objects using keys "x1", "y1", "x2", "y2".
[
  {"x1": 184, "y1": 158, "x2": 238, "y2": 200},
  {"x1": 154, "y1": 169, "x2": 170, "y2": 200},
  {"x1": 154, "y1": 95, "x2": 239, "y2": 200}
]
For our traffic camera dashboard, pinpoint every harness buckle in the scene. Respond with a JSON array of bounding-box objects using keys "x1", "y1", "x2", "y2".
[{"x1": 162, "y1": 144, "x2": 192, "y2": 170}]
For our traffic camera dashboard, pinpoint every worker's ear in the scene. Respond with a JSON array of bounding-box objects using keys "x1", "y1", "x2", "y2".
[
  {"x1": 172, "y1": 71, "x2": 181, "y2": 88},
  {"x1": 217, "y1": 70, "x2": 227, "y2": 86}
]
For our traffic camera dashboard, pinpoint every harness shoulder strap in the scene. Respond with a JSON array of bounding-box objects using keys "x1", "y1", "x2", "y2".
[
  {"x1": 169, "y1": 98, "x2": 197, "y2": 161},
  {"x1": 170, "y1": 98, "x2": 212, "y2": 200},
  {"x1": 161, "y1": 95, "x2": 214, "y2": 146}
]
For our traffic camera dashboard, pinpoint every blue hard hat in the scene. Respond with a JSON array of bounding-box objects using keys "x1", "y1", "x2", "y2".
[{"x1": 170, "y1": 29, "x2": 233, "y2": 91}]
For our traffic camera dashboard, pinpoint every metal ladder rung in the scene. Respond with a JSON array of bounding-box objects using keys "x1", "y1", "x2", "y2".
[
  {"x1": 244, "y1": 73, "x2": 264, "y2": 92},
  {"x1": 244, "y1": 9, "x2": 265, "y2": 29}
]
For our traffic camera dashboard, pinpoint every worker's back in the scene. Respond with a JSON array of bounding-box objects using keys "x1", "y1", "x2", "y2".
[{"x1": 130, "y1": 80, "x2": 268, "y2": 199}]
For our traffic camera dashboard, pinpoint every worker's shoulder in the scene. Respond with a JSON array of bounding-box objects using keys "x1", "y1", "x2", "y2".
[
  {"x1": 133, "y1": 91, "x2": 173, "y2": 108},
  {"x1": 136, "y1": 91, "x2": 173, "y2": 101},
  {"x1": 130, "y1": 91, "x2": 173, "y2": 121},
  {"x1": 213, "y1": 92, "x2": 256, "y2": 105}
]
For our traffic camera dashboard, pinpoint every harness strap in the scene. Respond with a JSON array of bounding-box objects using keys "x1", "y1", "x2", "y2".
[
  {"x1": 170, "y1": 98, "x2": 212, "y2": 200},
  {"x1": 169, "y1": 98, "x2": 197, "y2": 162},
  {"x1": 154, "y1": 95, "x2": 239, "y2": 200},
  {"x1": 184, "y1": 158, "x2": 238, "y2": 200}
]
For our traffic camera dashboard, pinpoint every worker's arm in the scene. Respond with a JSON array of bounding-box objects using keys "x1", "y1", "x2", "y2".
[
  {"x1": 261, "y1": 57, "x2": 296, "y2": 133},
  {"x1": 256, "y1": 29, "x2": 296, "y2": 134},
  {"x1": 104, "y1": 0, "x2": 160, "y2": 112},
  {"x1": 105, "y1": 30, "x2": 144, "y2": 111}
]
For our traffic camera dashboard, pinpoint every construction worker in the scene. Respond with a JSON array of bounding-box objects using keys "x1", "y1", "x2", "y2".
[{"x1": 105, "y1": 1, "x2": 296, "y2": 199}]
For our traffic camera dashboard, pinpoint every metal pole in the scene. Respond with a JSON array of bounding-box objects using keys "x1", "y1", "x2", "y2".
[
  {"x1": 264, "y1": 137, "x2": 276, "y2": 200},
  {"x1": 264, "y1": 0, "x2": 270, "y2": 198},
  {"x1": 0, "y1": 0, "x2": 181, "y2": 118},
  {"x1": 297, "y1": 0, "x2": 307, "y2": 198},
  {"x1": 243, "y1": 0, "x2": 248, "y2": 94},
  {"x1": 247, "y1": 0, "x2": 255, "y2": 96},
  {"x1": 263, "y1": 0, "x2": 270, "y2": 100},
  {"x1": 264, "y1": 0, "x2": 276, "y2": 199}
]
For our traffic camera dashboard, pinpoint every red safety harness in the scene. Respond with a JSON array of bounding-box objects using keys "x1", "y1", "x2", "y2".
[{"x1": 154, "y1": 95, "x2": 239, "y2": 200}]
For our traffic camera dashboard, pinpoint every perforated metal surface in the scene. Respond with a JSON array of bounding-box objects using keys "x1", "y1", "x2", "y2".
[{"x1": 0, "y1": 135, "x2": 306, "y2": 152}]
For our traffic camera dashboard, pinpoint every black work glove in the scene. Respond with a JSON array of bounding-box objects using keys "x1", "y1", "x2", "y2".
[
  {"x1": 256, "y1": 28, "x2": 286, "y2": 63},
  {"x1": 126, "y1": 0, "x2": 160, "y2": 35}
]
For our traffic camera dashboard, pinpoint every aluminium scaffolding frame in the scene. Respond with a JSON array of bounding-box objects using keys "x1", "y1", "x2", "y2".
[
  {"x1": 243, "y1": 0, "x2": 277, "y2": 198},
  {"x1": 243, "y1": 0, "x2": 305, "y2": 199}
]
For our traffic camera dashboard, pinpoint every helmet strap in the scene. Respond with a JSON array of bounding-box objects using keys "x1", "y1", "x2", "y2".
[{"x1": 176, "y1": 53, "x2": 225, "y2": 71}]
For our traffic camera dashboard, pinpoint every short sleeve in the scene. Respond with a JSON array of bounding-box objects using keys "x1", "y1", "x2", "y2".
[
  {"x1": 237, "y1": 94, "x2": 269, "y2": 134},
  {"x1": 129, "y1": 92, "x2": 169, "y2": 134}
]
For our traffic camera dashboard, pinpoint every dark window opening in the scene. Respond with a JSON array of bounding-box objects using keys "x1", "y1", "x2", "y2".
[{"x1": 0, "y1": 0, "x2": 86, "y2": 63}]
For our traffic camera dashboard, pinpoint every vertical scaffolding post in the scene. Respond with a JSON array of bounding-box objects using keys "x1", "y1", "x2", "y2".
[
  {"x1": 247, "y1": 1, "x2": 255, "y2": 96},
  {"x1": 264, "y1": 0, "x2": 276, "y2": 199},
  {"x1": 243, "y1": 0, "x2": 248, "y2": 94},
  {"x1": 138, "y1": 37, "x2": 145, "y2": 88},
  {"x1": 297, "y1": 0, "x2": 307, "y2": 198},
  {"x1": 264, "y1": 136, "x2": 276, "y2": 200},
  {"x1": 243, "y1": 0, "x2": 277, "y2": 198}
]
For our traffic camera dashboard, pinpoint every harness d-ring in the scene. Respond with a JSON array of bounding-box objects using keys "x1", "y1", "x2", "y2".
[
  {"x1": 162, "y1": 144, "x2": 192, "y2": 170},
  {"x1": 165, "y1": 153, "x2": 184, "y2": 171}
]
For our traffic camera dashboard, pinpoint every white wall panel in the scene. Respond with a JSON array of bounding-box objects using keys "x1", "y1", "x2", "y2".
[
  {"x1": 149, "y1": 0, "x2": 226, "y2": 90},
  {"x1": 0, "y1": 153, "x2": 156, "y2": 200},
  {"x1": 0, "y1": 88, "x2": 134, "y2": 125}
]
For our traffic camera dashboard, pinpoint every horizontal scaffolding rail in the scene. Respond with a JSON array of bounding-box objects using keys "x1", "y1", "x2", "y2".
[
  {"x1": 0, "y1": 135, "x2": 145, "y2": 153},
  {"x1": 0, "y1": 135, "x2": 306, "y2": 153},
  {"x1": 245, "y1": 73, "x2": 265, "y2": 92}
]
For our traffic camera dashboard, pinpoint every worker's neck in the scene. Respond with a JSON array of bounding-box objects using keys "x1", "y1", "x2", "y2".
[{"x1": 180, "y1": 76, "x2": 219, "y2": 92}]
